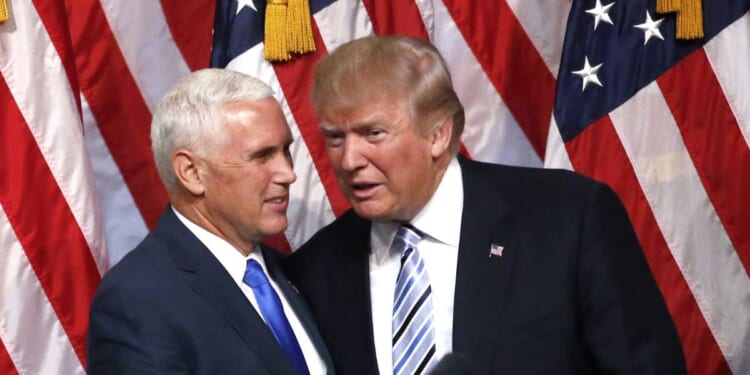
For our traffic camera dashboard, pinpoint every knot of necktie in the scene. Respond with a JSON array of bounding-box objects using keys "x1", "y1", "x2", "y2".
[
  {"x1": 394, "y1": 224, "x2": 423, "y2": 259},
  {"x1": 243, "y1": 259, "x2": 269, "y2": 288}
]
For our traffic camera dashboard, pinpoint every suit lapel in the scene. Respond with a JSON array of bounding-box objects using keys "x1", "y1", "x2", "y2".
[
  {"x1": 157, "y1": 208, "x2": 296, "y2": 375},
  {"x1": 328, "y1": 214, "x2": 379, "y2": 373},
  {"x1": 263, "y1": 246, "x2": 335, "y2": 372},
  {"x1": 453, "y1": 159, "x2": 516, "y2": 372}
]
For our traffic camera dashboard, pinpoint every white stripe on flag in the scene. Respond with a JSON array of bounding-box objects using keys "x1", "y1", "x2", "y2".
[
  {"x1": 98, "y1": 0, "x2": 191, "y2": 112},
  {"x1": 313, "y1": 0, "x2": 373, "y2": 53},
  {"x1": 430, "y1": 1, "x2": 542, "y2": 166},
  {"x1": 610, "y1": 81, "x2": 750, "y2": 375},
  {"x1": 82, "y1": 97, "x2": 149, "y2": 266},
  {"x1": 506, "y1": 0, "x2": 571, "y2": 78},
  {"x1": 0, "y1": 0, "x2": 108, "y2": 274},
  {"x1": 0, "y1": 207, "x2": 85, "y2": 375},
  {"x1": 703, "y1": 13, "x2": 750, "y2": 151}
]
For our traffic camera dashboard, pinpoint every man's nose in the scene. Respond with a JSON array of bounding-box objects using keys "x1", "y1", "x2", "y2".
[
  {"x1": 275, "y1": 153, "x2": 297, "y2": 184},
  {"x1": 340, "y1": 138, "x2": 367, "y2": 171}
]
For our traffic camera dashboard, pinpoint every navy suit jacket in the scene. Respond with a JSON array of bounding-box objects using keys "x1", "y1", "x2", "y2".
[
  {"x1": 87, "y1": 207, "x2": 333, "y2": 374},
  {"x1": 287, "y1": 157, "x2": 686, "y2": 374}
]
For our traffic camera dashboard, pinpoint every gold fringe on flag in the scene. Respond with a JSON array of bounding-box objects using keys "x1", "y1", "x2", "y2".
[
  {"x1": 286, "y1": 0, "x2": 315, "y2": 54},
  {"x1": 656, "y1": 0, "x2": 680, "y2": 13},
  {"x1": 0, "y1": 0, "x2": 9, "y2": 23},
  {"x1": 675, "y1": 0, "x2": 703, "y2": 39},
  {"x1": 264, "y1": 0, "x2": 291, "y2": 61},
  {"x1": 656, "y1": 0, "x2": 704, "y2": 40},
  {"x1": 263, "y1": 0, "x2": 316, "y2": 62}
]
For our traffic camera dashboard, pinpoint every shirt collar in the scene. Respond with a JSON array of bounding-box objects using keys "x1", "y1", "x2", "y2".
[
  {"x1": 172, "y1": 206, "x2": 267, "y2": 282},
  {"x1": 371, "y1": 156, "x2": 463, "y2": 259},
  {"x1": 410, "y1": 157, "x2": 463, "y2": 247}
]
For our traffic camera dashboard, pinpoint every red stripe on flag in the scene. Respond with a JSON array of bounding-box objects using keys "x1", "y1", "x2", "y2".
[
  {"x1": 0, "y1": 77, "x2": 101, "y2": 369},
  {"x1": 160, "y1": 0, "x2": 214, "y2": 71},
  {"x1": 565, "y1": 117, "x2": 730, "y2": 375},
  {"x1": 442, "y1": 0, "x2": 552, "y2": 160},
  {"x1": 273, "y1": 22, "x2": 350, "y2": 217},
  {"x1": 0, "y1": 340, "x2": 18, "y2": 375},
  {"x1": 32, "y1": 0, "x2": 81, "y2": 116},
  {"x1": 657, "y1": 49, "x2": 750, "y2": 279},
  {"x1": 362, "y1": 0, "x2": 429, "y2": 39},
  {"x1": 64, "y1": 0, "x2": 168, "y2": 229}
]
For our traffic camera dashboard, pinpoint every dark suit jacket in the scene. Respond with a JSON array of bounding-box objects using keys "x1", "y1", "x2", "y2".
[
  {"x1": 287, "y1": 157, "x2": 686, "y2": 374},
  {"x1": 87, "y1": 207, "x2": 333, "y2": 374}
]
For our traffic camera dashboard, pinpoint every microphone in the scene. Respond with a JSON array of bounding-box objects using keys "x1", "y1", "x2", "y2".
[{"x1": 429, "y1": 353, "x2": 473, "y2": 375}]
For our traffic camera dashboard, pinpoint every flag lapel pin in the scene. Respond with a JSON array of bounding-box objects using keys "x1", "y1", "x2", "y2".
[{"x1": 489, "y1": 243, "x2": 504, "y2": 258}]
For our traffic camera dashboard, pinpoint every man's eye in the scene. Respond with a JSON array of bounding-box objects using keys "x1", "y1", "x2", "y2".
[
  {"x1": 367, "y1": 129, "x2": 385, "y2": 141},
  {"x1": 324, "y1": 133, "x2": 344, "y2": 146}
]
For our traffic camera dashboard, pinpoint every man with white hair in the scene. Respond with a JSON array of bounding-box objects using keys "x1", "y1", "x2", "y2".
[{"x1": 87, "y1": 68, "x2": 332, "y2": 375}]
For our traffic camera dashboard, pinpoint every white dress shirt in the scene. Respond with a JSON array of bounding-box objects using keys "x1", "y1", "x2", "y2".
[
  {"x1": 173, "y1": 208, "x2": 326, "y2": 375},
  {"x1": 369, "y1": 157, "x2": 463, "y2": 373}
]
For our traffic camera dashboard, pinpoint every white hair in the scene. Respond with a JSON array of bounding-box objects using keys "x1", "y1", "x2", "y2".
[{"x1": 150, "y1": 68, "x2": 274, "y2": 190}]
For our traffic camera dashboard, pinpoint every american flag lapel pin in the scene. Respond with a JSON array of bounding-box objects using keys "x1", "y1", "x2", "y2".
[{"x1": 489, "y1": 243, "x2": 504, "y2": 258}]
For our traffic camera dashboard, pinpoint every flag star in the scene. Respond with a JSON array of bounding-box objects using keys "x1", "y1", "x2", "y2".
[
  {"x1": 585, "y1": 0, "x2": 615, "y2": 30},
  {"x1": 634, "y1": 10, "x2": 665, "y2": 45},
  {"x1": 572, "y1": 57, "x2": 604, "y2": 91},
  {"x1": 235, "y1": 0, "x2": 257, "y2": 15}
]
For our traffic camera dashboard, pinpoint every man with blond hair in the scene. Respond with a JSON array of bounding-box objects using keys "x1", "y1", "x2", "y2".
[{"x1": 287, "y1": 36, "x2": 685, "y2": 374}]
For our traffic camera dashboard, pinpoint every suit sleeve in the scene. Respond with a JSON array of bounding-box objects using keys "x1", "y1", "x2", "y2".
[
  {"x1": 87, "y1": 285, "x2": 190, "y2": 375},
  {"x1": 577, "y1": 182, "x2": 687, "y2": 374}
]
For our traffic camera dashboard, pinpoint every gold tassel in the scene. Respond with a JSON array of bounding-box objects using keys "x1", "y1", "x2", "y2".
[
  {"x1": 675, "y1": 0, "x2": 704, "y2": 39},
  {"x1": 264, "y1": 0, "x2": 291, "y2": 62},
  {"x1": 656, "y1": 0, "x2": 703, "y2": 40},
  {"x1": 656, "y1": 0, "x2": 680, "y2": 13},
  {"x1": 286, "y1": 0, "x2": 315, "y2": 54},
  {"x1": 0, "y1": 0, "x2": 9, "y2": 23}
]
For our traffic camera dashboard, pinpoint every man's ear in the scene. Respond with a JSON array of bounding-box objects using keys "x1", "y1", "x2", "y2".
[
  {"x1": 173, "y1": 149, "x2": 205, "y2": 196},
  {"x1": 430, "y1": 115, "x2": 453, "y2": 158}
]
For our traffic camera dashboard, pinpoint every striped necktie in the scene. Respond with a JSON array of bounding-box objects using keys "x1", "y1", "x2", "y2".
[{"x1": 392, "y1": 225, "x2": 437, "y2": 375}]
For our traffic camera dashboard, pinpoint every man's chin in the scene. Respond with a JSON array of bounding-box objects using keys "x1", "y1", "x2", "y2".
[{"x1": 352, "y1": 203, "x2": 391, "y2": 222}]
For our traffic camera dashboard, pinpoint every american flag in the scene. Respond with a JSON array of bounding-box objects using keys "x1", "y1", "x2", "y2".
[{"x1": 0, "y1": 0, "x2": 747, "y2": 373}]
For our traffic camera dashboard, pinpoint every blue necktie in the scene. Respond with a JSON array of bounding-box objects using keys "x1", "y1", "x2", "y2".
[
  {"x1": 243, "y1": 259, "x2": 310, "y2": 375},
  {"x1": 392, "y1": 225, "x2": 437, "y2": 375}
]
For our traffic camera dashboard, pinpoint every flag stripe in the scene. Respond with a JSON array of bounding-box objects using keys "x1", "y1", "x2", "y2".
[
  {"x1": 97, "y1": 0, "x2": 193, "y2": 112},
  {"x1": 505, "y1": 1, "x2": 571, "y2": 79},
  {"x1": 609, "y1": 81, "x2": 750, "y2": 374},
  {"x1": 0, "y1": 207, "x2": 85, "y2": 375},
  {"x1": 442, "y1": 0, "x2": 553, "y2": 159},
  {"x1": 82, "y1": 98, "x2": 150, "y2": 265},
  {"x1": 565, "y1": 116, "x2": 729, "y2": 374},
  {"x1": 704, "y1": 13, "x2": 750, "y2": 151},
  {"x1": 0, "y1": 75, "x2": 99, "y2": 369},
  {"x1": 3, "y1": 0, "x2": 108, "y2": 274},
  {"x1": 31, "y1": 0, "x2": 81, "y2": 114},
  {"x1": 64, "y1": 0, "x2": 168, "y2": 230},
  {"x1": 272, "y1": 21, "x2": 350, "y2": 217},
  {"x1": 313, "y1": 0, "x2": 373, "y2": 53},
  {"x1": 428, "y1": 1, "x2": 541, "y2": 167},
  {"x1": 362, "y1": 0, "x2": 429, "y2": 38},
  {"x1": 657, "y1": 50, "x2": 750, "y2": 281},
  {"x1": 159, "y1": 0, "x2": 214, "y2": 71},
  {"x1": 0, "y1": 340, "x2": 18, "y2": 375}
]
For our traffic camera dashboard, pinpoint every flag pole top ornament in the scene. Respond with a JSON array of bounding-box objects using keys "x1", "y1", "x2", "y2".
[
  {"x1": 0, "y1": 0, "x2": 9, "y2": 23},
  {"x1": 263, "y1": 0, "x2": 317, "y2": 62},
  {"x1": 656, "y1": 0, "x2": 704, "y2": 39}
]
